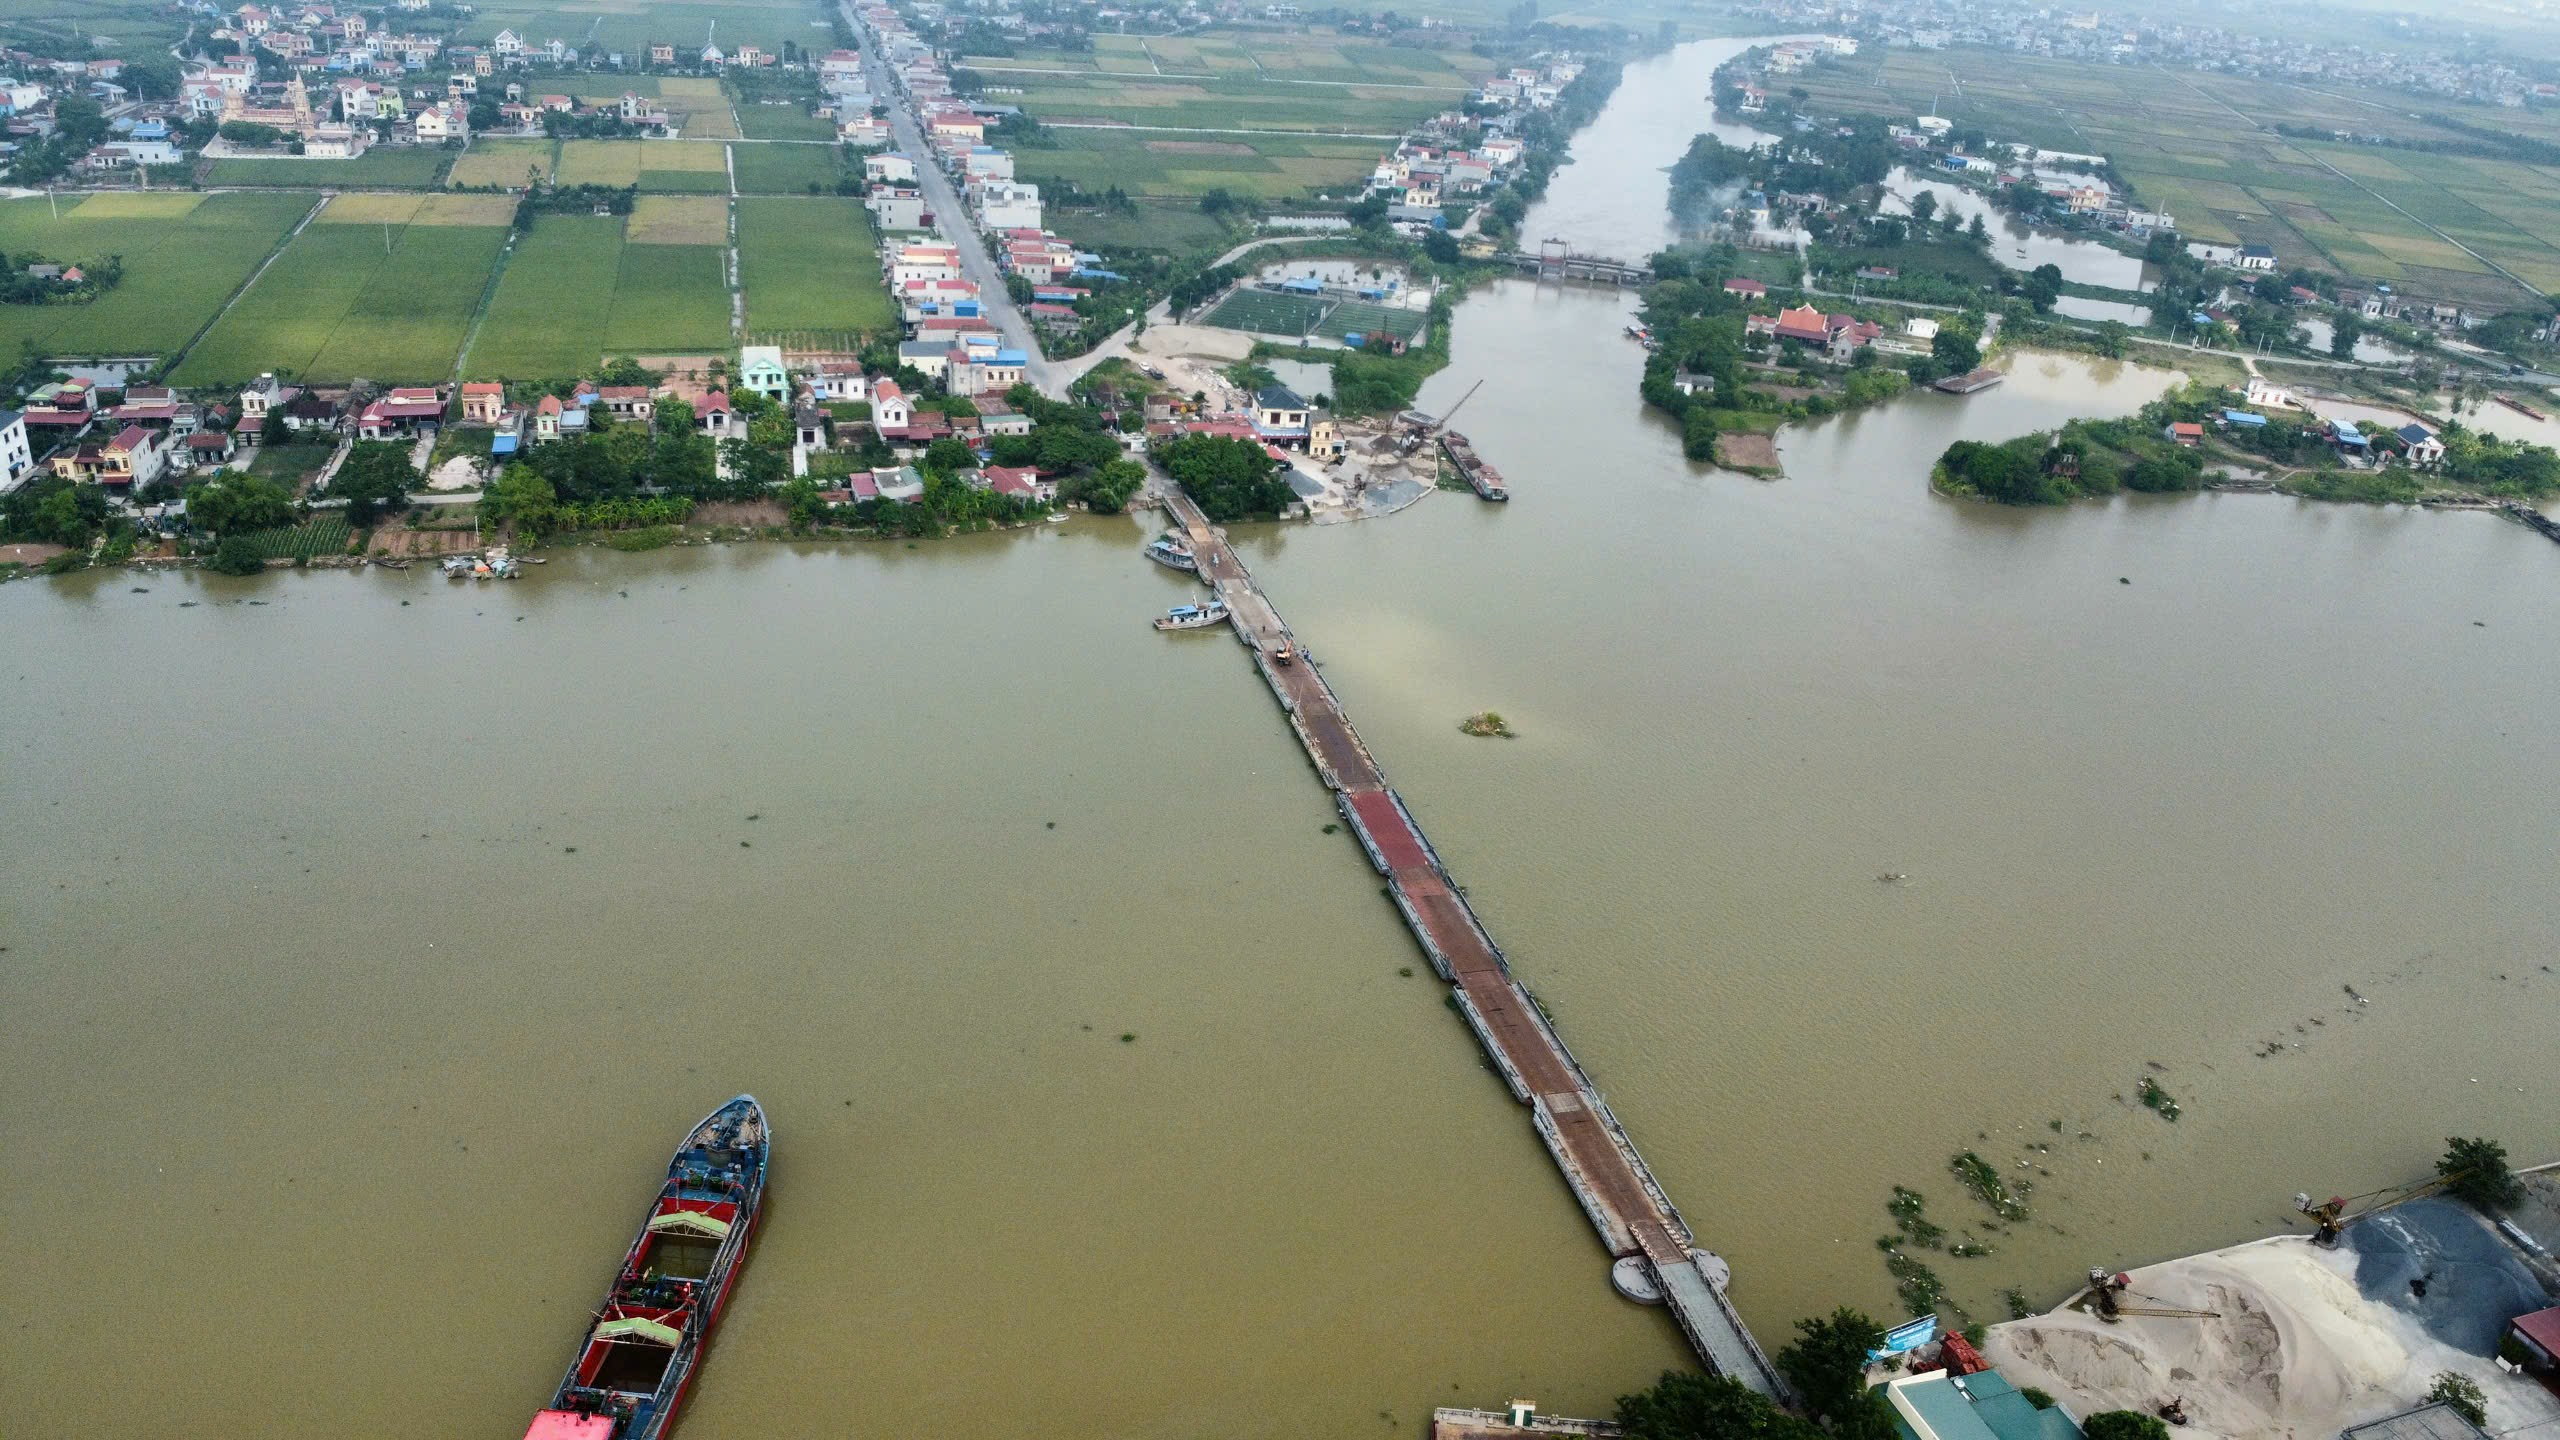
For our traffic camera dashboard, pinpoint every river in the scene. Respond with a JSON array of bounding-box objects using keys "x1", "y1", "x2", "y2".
[{"x1": 7, "y1": 36, "x2": 2559, "y2": 1440}]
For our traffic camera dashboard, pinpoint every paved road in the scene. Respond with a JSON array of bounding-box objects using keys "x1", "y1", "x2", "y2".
[{"x1": 844, "y1": 2, "x2": 1066, "y2": 393}]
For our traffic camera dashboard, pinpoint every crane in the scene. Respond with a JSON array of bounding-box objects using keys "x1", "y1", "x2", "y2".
[
  {"x1": 2086, "y1": 1269, "x2": 2221, "y2": 1324},
  {"x1": 2294, "y1": 1175, "x2": 2451, "y2": 1247},
  {"x1": 1433, "y1": 378, "x2": 1486, "y2": 433}
]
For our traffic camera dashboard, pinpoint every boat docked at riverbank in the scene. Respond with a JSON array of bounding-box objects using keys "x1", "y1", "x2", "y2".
[
  {"x1": 1155, "y1": 601, "x2": 1229, "y2": 631},
  {"x1": 1144, "y1": 534, "x2": 1198, "y2": 572},
  {"x1": 1438, "y1": 431, "x2": 1509, "y2": 502},
  {"x1": 523, "y1": 1095, "x2": 769, "y2": 1440},
  {"x1": 442, "y1": 548, "x2": 520, "y2": 579}
]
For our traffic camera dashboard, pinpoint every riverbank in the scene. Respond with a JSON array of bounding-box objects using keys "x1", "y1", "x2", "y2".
[{"x1": 1984, "y1": 1183, "x2": 2560, "y2": 1440}]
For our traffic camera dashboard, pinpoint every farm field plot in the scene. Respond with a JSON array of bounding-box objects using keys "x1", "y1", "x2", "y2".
[
  {"x1": 1047, "y1": 198, "x2": 1239, "y2": 262},
  {"x1": 0, "y1": 191, "x2": 311, "y2": 361},
  {"x1": 737, "y1": 197, "x2": 894, "y2": 339},
  {"x1": 454, "y1": 0, "x2": 825, "y2": 65},
  {"x1": 1788, "y1": 46, "x2": 2558, "y2": 307},
  {"x1": 628, "y1": 194, "x2": 729, "y2": 245},
  {"x1": 557, "y1": 138, "x2": 731, "y2": 191},
  {"x1": 466, "y1": 214, "x2": 731, "y2": 377},
  {"x1": 206, "y1": 146, "x2": 456, "y2": 188},
  {"x1": 450, "y1": 138, "x2": 558, "y2": 189},
  {"x1": 731, "y1": 141, "x2": 845, "y2": 193},
  {"x1": 173, "y1": 202, "x2": 510, "y2": 386},
  {"x1": 1011, "y1": 127, "x2": 1384, "y2": 199},
  {"x1": 988, "y1": 72, "x2": 1447, "y2": 133},
  {"x1": 734, "y1": 98, "x2": 834, "y2": 141}
]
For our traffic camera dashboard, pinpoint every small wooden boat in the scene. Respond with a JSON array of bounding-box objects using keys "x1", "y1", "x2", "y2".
[
  {"x1": 1155, "y1": 601, "x2": 1228, "y2": 631},
  {"x1": 523, "y1": 1096, "x2": 769, "y2": 1440},
  {"x1": 2496, "y1": 394, "x2": 2547, "y2": 422}
]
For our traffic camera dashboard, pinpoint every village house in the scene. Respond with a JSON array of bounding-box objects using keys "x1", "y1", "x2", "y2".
[
  {"x1": 2164, "y1": 421, "x2": 2204, "y2": 446},
  {"x1": 357, "y1": 386, "x2": 444, "y2": 441},
  {"x1": 1251, "y1": 384, "x2": 1310, "y2": 446},
  {"x1": 2396, "y1": 423, "x2": 2445, "y2": 466},
  {"x1": 737, "y1": 346, "x2": 790, "y2": 403},
  {"x1": 793, "y1": 406, "x2": 828, "y2": 451},
  {"x1": 869, "y1": 379, "x2": 912, "y2": 436},
  {"x1": 805, "y1": 362, "x2": 866, "y2": 403},
  {"x1": 187, "y1": 428, "x2": 238, "y2": 468},
  {"x1": 460, "y1": 382, "x2": 506, "y2": 424},
  {"x1": 695, "y1": 391, "x2": 735, "y2": 438},
  {"x1": 598, "y1": 385, "x2": 654, "y2": 421}
]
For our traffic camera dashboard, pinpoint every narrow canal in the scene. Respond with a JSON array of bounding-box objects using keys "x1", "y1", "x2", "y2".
[{"x1": 4, "y1": 33, "x2": 2557, "y2": 1440}]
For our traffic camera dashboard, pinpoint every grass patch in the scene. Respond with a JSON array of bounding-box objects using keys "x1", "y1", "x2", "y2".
[{"x1": 245, "y1": 442, "x2": 338, "y2": 487}]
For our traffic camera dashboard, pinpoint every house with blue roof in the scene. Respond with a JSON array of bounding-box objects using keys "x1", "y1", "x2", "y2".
[{"x1": 1883, "y1": 1368, "x2": 2084, "y2": 1440}]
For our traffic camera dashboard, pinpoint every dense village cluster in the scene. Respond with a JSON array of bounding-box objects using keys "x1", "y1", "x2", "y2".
[{"x1": 0, "y1": 0, "x2": 892, "y2": 180}]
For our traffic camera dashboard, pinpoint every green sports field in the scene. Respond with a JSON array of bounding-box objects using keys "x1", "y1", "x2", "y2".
[
  {"x1": 172, "y1": 198, "x2": 510, "y2": 386},
  {"x1": 737, "y1": 197, "x2": 894, "y2": 338},
  {"x1": 0, "y1": 192, "x2": 312, "y2": 360},
  {"x1": 1199, "y1": 287, "x2": 1428, "y2": 344},
  {"x1": 464, "y1": 213, "x2": 732, "y2": 377}
]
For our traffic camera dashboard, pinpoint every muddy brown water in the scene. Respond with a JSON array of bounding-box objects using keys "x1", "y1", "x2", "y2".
[{"x1": 7, "y1": 36, "x2": 2558, "y2": 1440}]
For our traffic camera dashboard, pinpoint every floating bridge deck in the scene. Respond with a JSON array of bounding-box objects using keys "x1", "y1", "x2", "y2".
[{"x1": 1163, "y1": 489, "x2": 1788, "y2": 1401}]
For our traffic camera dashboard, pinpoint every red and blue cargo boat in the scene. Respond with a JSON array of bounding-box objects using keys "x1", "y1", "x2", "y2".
[{"x1": 522, "y1": 1095, "x2": 769, "y2": 1440}]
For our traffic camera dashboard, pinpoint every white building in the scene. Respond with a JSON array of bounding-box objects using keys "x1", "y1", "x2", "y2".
[
  {"x1": 973, "y1": 180, "x2": 1042, "y2": 232},
  {"x1": 0, "y1": 409, "x2": 31, "y2": 491}
]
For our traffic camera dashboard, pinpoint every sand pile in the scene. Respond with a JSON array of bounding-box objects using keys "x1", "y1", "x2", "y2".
[{"x1": 1981, "y1": 1237, "x2": 2556, "y2": 1440}]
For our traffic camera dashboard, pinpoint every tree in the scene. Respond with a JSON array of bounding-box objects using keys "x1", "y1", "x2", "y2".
[
  {"x1": 1423, "y1": 228, "x2": 1461, "y2": 264},
  {"x1": 2330, "y1": 312, "x2": 2365, "y2": 360},
  {"x1": 206, "y1": 534, "x2": 268, "y2": 575},
  {"x1": 1152, "y1": 433, "x2": 1295, "y2": 521},
  {"x1": 2095, "y1": 320, "x2": 2130, "y2": 359},
  {"x1": 2437, "y1": 1137, "x2": 2524, "y2": 1210},
  {"x1": 327, "y1": 441, "x2": 416, "y2": 525},
  {"x1": 2081, "y1": 1412, "x2": 2172, "y2": 1440},
  {"x1": 2021, "y1": 262, "x2": 2064, "y2": 314},
  {"x1": 482, "y1": 465, "x2": 558, "y2": 534},
  {"x1": 1932, "y1": 325, "x2": 1982, "y2": 374},
  {"x1": 185, "y1": 474, "x2": 295, "y2": 535},
  {"x1": 1910, "y1": 191, "x2": 1937, "y2": 225},
  {"x1": 1778, "y1": 1308, "x2": 1889, "y2": 1436},
  {"x1": 1615, "y1": 1371, "x2": 1825, "y2": 1440},
  {"x1": 1060, "y1": 457, "x2": 1146, "y2": 514},
  {"x1": 2427, "y1": 1373, "x2": 2487, "y2": 1427},
  {"x1": 922, "y1": 437, "x2": 976, "y2": 476}
]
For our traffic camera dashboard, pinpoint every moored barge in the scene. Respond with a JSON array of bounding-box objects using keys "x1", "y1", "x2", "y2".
[{"x1": 1438, "y1": 430, "x2": 1509, "y2": 502}]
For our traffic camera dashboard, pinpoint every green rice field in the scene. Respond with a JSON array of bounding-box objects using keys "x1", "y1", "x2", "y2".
[
  {"x1": 731, "y1": 141, "x2": 847, "y2": 194},
  {"x1": 0, "y1": 192, "x2": 313, "y2": 360},
  {"x1": 449, "y1": 138, "x2": 559, "y2": 190},
  {"x1": 1010, "y1": 127, "x2": 1384, "y2": 199},
  {"x1": 964, "y1": 26, "x2": 1490, "y2": 89},
  {"x1": 465, "y1": 214, "x2": 732, "y2": 377},
  {"x1": 205, "y1": 146, "x2": 457, "y2": 189},
  {"x1": 734, "y1": 101, "x2": 836, "y2": 142},
  {"x1": 737, "y1": 197, "x2": 895, "y2": 337},
  {"x1": 172, "y1": 202, "x2": 511, "y2": 386},
  {"x1": 556, "y1": 138, "x2": 732, "y2": 192},
  {"x1": 452, "y1": 2, "x2": 827, "y2": 67},
  {"x1": 990, "y1": 72, "x2": 1446, "y2": 134}
]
